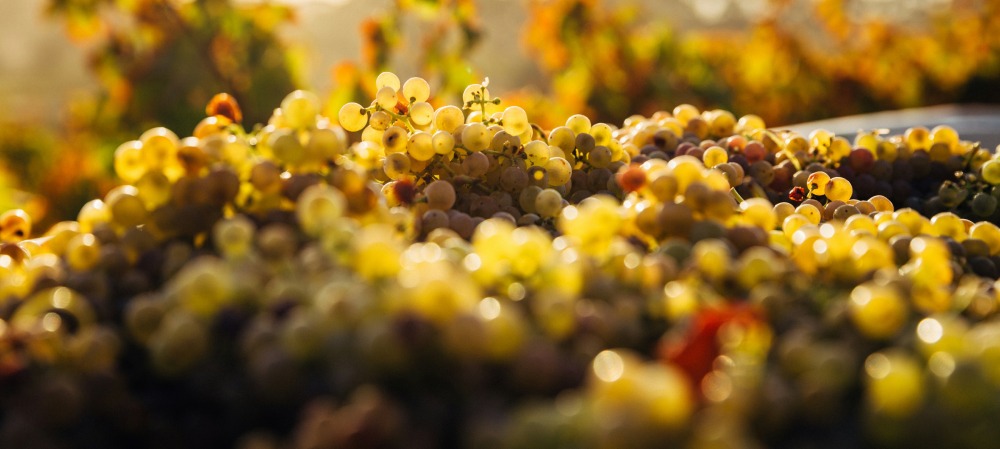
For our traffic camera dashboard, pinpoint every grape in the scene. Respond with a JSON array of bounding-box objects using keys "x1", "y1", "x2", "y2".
[
  {"x1": 462, "y1": 122, "x2": 491, "y2": 152},
  {"x1": 403, "y1": 131, "x2": 434, "y2": 162},
  {"x1": 588, "y1": 146, "x2": 613, "y2": 168},
  {"x1": 825, "y1": 177, "x2": 853, "y2": 202},
  {"x1": 981, "y1": 160, "x2": 1000, "y2": 185},
  {"x1": 864, "y1": 350, "x2": 925, "y2": 417},
  {"x1": 375, "y1": 71, "x2": 401, "y2": 91},
  {"x1": 502, "y1": 106, "x2": 530, "y2": 137},
  {"x1": 338, "y1": 102, "x2": 369, "y2": 132},
  {"x1": 0, "y1": 209, "x2": 32, "y2": 243},
  {"x1": 383, "y1": 152, "x2": 412, "y2": 180},
  {"x1": 548, "y1": 126, "x2": 576, "y2": 153},
  {"x1": 375, "y1": 86, "x2": 399, "y2": 111},
  {"x1": 463, "y1": 152, "x2": 490, "y2": 178},
  {"x1": 931, "y1": 124, "x2": 959, "y2": 154},
  {"x1": 462, "y1": 83, "x2": 490, "y2": 106},
  {"x1": 409, "y1": 101, "x2": 434, "y2": 127},
  {"x1": 280, "y1": 90, "x2": 321, "y2": 129},
  {"x1": 534, "y1": 188, "x2": 564, "y2": 218},
  {"x1": 425, "y1": 180, "x2": 456, "y2": 210},
  {"x1": 381, "y1": 125, "x2": 408, "y2": 154},
  {"x1": 401, "y1": 76, "x2": 430, "y2": 103},
  {"x1": 565, "y1": 114, "x2": 591, "y2": 134},
  {"x1": 545, "y1": 157, "x2": 573, "y2": 186},
  {"x1": 806, "y1": 171, "x2": 831, "y2": 196}
]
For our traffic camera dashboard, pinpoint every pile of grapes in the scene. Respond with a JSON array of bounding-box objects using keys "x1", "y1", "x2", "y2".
[{"x1": 4, "y1": 73, "x2": 1000, "y2": 449}]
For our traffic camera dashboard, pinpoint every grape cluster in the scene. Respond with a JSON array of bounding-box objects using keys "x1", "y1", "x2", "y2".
[{"x1": 3, "y1": 74, "x2": 1000, "y2": 449}]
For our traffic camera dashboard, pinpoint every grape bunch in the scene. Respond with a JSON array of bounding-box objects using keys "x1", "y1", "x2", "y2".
[{"x1": 2, "y1": 73, "x2": 1000, "y2": 449}]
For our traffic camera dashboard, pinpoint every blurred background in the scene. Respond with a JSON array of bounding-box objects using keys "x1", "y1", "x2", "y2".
[{"x1": 2, "y1": 0, "x2": 999, "y2": 228}]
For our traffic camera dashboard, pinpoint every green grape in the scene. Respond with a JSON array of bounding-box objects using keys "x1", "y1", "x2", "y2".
[
  {"x1": 77, "y1": 199, "x2": 111, "y2": 233},
  {"x1": 548, "y1": 126, "x2": 576, "y2": 153},
  {"x1": 139, "y1": 127, "x2": 180, "y2": 172},
  {"x1": 864, "y1": 350, "x2": 924, "y2": 417},
  {"x1": 269, "y1": 129, "x2": 305, "y2": 165},
  {"x1": 383, "y1": 152, "x2": 412, "y2": 181},
  {"x1": 522, "y1": 141, "x2": 549, "y2": 167},
  {"x1": 338, "y1": 102, "x2": 369, "y2": 132},
  {"x1": 931, "y1": 124, "x2": 959, "y2": 154},
  {"x1": 981, "y1": 160, "x2": 1000, "y2": 185},
  {"x1": 736, "y1": 113, "x2": 765, "y2": 132},
  {"x1": 400, "y1": 131, "x2": 433, "y2": 162},
  {"x1": 534, "y1": 188, "x2": 564, "y2": 218},
  {"x1": 708, "y1": 109, "x2": 736, "y2": 136},
  {"x1": 702, "y1": 146, "x2": 728, "y2": 167},
  {"x1": 432, "y1": 130, "x2": 455, "y2": 156},
  {"x1": 306, "y1": 126, "x2": 347, "y2": 161},
  {"x1": 545, "y1": 157, "x2": 572, "y2": 187},
  {"x1": 280, "y1": 90, "x2": 321, "y2": 129},
  {"x1": 565, "y1": 114, "x2": 591, "y2": 134},
  {"x1": 114, "y1": 140, "x2": 146, "y2": 183},
  {"x1": 375, "y1": 71, "x2": 401, "y2": 90},
  {"x1": 409, "y1": 101, "x2": 434, "y2": 126},
  {"x1": 213, "y1": 215, "x2": 256, "y2": 259},
  {"x1": 434, "y1": 105, "x2": 465, "y2": 133},
  {"x1": 382, "y1": 126, "x2": 408, "y2": 154},
  {"x1": 65, "y1": 233, "x2": 101, "y2": 272},
  {"x1": 825, "y1": 177, "x2": 853, "y2": 202},
  {"x1": 105, "y1": 185, "x2": 148, "y2": 229},
  {"x1": 368, "y1": 110, "x2": 392, "y2": 131},
  {"x1": 806, "y1": 171, "x2": 831, "y2": 196},
  {"x1": 297, "y1": 183, "x2": 347, "y2": 238},
  {"x1": 970, "y1": 222, "x2": 1000, "y2": 255},
  {"x1": 930, "y1": 212, "x2": 967, "y2": 241},
  {"x1": 402, "y1": 76, "x2": 430, "y2": 103},
  {"x1": 462, "y1": 122, "x2": 491, "y2": 152},
  {"x1": 148, "y1": 309, "x2": 209, "y2": 376},
  {"x1": 590, "y1": 123, "x2": 613, "y2": 146},
  {"x1": 849, "y1": 281, "x2": 908, "y2": 340},
  {"x1": 375, "y1": 86, "x2": 398, "y2": 111},
  {"x1": 904, "y1": 126, "x2": 931, "y2": 151},
  {"x1": 462, "y1": 83, "x2": 490, "y2": 106},
  {"x1": 501, "y1": 106, "x2": 530, "y2": 137}
]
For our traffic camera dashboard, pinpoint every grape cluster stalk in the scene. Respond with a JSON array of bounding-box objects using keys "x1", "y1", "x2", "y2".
[{"x1": 3, "y1": 74, "x2": 1000, "y2": 449}]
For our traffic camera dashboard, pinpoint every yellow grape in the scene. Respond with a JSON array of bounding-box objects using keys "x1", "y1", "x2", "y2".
[
  {"x1": 545, "y1": 157, "x2": 573, "y2": 186},
  {"x1": 930, "y1": 124, "x2": 959, "y2": 155},
  {"x1": 904, "y1": 126, "x2": 931, "y2": 151},
  {"x1": 401, "y1": 76, "x2": 430, "y2": 103},
  {"x1": 702, "y1": 146, "x2": 728, "y2": 167},
  {"x1": 375, "y1": 71, "x2": 401, "y2": 91},
  {"x1": 825, "y1": 177, "x2": 853, "y2": 202},
  {"x1": 501, "y1": 106, "x2": 530, "y2": 137},
  {"x1": 338, "y1": 102, "x2": 369, "y2": 132},
  {"x1": 565, "y1": 114, "x2": 592, "y2": 134},
  {"x1": 114, "y1": 140, "x2": 146, "y2": 183},
  {"x1": 970, "y1": 222, "x2": 1000, "y2": 255},
  {"x1": 807, "y1": 171, "x2": 831, "y2": 196},
  {"x1": 795, "y1": 203, "x2": 822, "y2": 225},
  {"x1": 280, "y1": 90, "x2": 321, "y2": 129},
  {"x1": 849, "y1": 281, "x2": 908, "y2": 340},
  {"x1": 929, "y1": 212, "x2": 968, "y2": 241},
  {"x1": 405, "y1": 131, "x2": 435, "y2": 162},
  {"x1": 434, "y1": 105, "x2": 465, "y2": 133},
  {"x1": 409, "y1": 101, "x2": 434, "y2": 127},
  {"x1": 864, "y1": 350, "x2": 924, "y2": 417}
]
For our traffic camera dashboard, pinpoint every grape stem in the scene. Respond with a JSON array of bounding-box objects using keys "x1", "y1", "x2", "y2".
[{"x1": 730, "y1": 187, "x2": 746, "y2": 204}]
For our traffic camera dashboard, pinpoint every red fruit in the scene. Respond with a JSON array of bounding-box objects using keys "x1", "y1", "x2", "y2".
[{"x1": 658, "y1": 303, "x2": 761, "y2": 390}]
